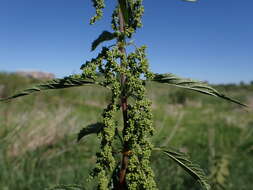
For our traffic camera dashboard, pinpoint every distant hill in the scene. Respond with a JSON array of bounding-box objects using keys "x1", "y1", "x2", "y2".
[{"x1": 15, "y1": 70, "x2": 55, "y2": 80}]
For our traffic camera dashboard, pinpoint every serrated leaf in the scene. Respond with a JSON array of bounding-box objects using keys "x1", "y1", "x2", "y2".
[
  {"x1": 162, "y1": 149, "x2": 210, "y2": 190},
  {"x1": 47, "y1": 184, "x2": 85, "y2": 190},
  {"x1": 0, "y1": 75, "x2": 96, "y2": 101},
  {"x1": 152, "y1": 73, "x2": 247, "y2": 107},
  {"x1": 91, "y1": 31, "x2": 117, "y2": 51},
  {"x1": 77, "y1": 122, "x2": 104, "y2": 142}
]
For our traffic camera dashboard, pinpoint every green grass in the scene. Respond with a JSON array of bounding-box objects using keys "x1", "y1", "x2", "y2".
[{"x1": 0, "y1": 72, "x2": 252, "y2": 189}]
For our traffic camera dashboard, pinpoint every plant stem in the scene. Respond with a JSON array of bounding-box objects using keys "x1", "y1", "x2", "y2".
[{"x1": 117, "y1": 5, "x2": 128, "y2": 190}]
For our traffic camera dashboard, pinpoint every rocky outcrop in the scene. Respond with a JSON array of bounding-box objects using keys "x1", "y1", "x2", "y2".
[{"x1": 15, "y1": 71, "x2": 55, "y2": 80}]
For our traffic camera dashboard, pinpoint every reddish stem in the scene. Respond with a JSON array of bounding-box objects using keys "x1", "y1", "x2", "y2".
[{"x1": 117, "y1": 5, "x2": 129, "y2": 190}]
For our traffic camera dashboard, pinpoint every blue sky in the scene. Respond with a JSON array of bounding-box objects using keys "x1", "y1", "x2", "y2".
[{"x1": 0, "y1": 0, "x2": 252, "y2": 84}]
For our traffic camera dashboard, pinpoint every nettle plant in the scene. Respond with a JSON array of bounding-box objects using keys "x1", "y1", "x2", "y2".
[{"x1": 2, "y1": 0, "x2": 246, "y2": 190}]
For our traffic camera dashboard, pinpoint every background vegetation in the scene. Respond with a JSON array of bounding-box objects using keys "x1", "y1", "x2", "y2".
[{"x1": 0, "y1": 72, "x2": 252, "y2": 190}]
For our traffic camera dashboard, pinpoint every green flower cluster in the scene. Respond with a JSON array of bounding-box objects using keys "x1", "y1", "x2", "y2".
[
  {"x1": 111, "y1": 0, "x2": 144, "y2": 38},
  {"x1": 90, "y1": 0, "x2": 105, "y2": 24},
  {"x1": 124, "y1": 47, "x2": 157, "y2": 190},
  {"x1": 84, "y1": 0, "x2": 158, "y2": 189},
  {"x1": 125, "y1": 0, "x2": 145, "y2": 37},
  {"x1": 81, "y1": 47, "x2": 122, "y2": 189}
]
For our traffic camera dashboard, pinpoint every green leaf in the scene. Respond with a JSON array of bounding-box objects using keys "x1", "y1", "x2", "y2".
[
  {"x1": 47, "y1": 184, "x2": 85, "y2": 190},
  {"x1": 91, "y1": 31, "x2": 117, "y2": 51},
  {"x1": 77, "y1": 122, "x2": 104, "y2": 142},
  {"x1": 152, "y1": 73, "x2": 247, "y2": 107},
  {"x1": 156, "y1": 148, "x2": 210, "y2": 190},
  {"x1": 0, "y1": 75, "x2": 96, "y2": 101}
]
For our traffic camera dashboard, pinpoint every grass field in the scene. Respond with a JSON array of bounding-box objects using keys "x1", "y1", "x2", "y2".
[{"x1": 0, "y1": 72, "x2": 252, "y2": 189}]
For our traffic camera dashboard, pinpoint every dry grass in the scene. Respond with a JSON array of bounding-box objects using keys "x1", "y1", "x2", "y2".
[{"x1": 6, "y1": 106, "x2": 78, "y2": 156}]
